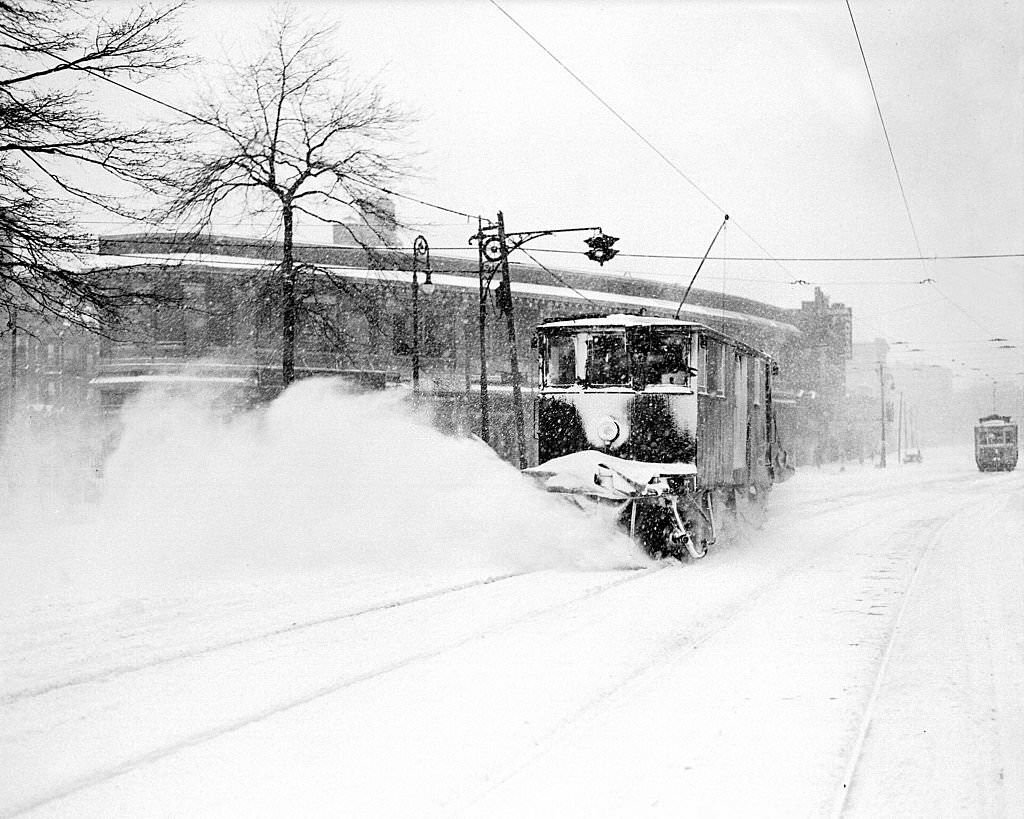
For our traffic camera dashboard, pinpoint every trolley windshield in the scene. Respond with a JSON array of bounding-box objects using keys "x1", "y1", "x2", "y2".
[
  {"x1": 639, "y1": 329, "x2": 693, "y2": 387},
  {"x1": 976, "y1": 426, "x2": 1017, "y2": 446},
  {"x1": 541, "y1": 325, "x2": 697, "y2": 389},
  {"x1": 541, "y1": 330, "x2": 631, "y2": 388}
]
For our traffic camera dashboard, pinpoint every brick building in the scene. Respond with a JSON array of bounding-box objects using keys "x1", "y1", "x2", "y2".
[{"x1": 1, "y1": 231, "x2": 850, "y2": 467}]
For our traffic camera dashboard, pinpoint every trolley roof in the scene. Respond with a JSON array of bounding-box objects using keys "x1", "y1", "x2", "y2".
[
  {"x1": 537, "y1": 313, "x2": 772, "y2": 360},
  {"x1": 539, "y1": 313, "x2": 700, "y2": 330},
  {"x1": 976, "y1": 414, "x2": 1015, "y2": 426}
]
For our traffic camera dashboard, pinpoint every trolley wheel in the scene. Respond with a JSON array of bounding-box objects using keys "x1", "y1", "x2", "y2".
[
  {"x1": 674, "y1": 511, "x2": 709, "y2": 559},
  {"x1": 630, "y1": 504, "x2": 677, "y2": 560}
]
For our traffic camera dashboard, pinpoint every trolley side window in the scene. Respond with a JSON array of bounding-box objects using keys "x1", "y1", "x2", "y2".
[
  {"x1": 698, "y1": 337, "x2": 725, "y2": 395},
  {"x1": 584, "y1": 332, "x2": 630, "y2": 387},
  {"x1": 543, "y1": 332, "x2": 578, "y2": 387},
  {"x1": 643, "y1": 331, "x2": 693, "y2": 387}
]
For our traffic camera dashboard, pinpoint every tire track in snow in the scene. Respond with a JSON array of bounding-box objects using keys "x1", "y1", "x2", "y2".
[
  {"x1": 4, "y1": 563, "x2": 668, "y2": 818},
  {"x1": 1, "y1": 571, "x2": 534, "y2": 705}
]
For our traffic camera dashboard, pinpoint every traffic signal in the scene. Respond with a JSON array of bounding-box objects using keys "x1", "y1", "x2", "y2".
[{"x1": 584, "y1": 233, "x2": 619, "y2": 266}]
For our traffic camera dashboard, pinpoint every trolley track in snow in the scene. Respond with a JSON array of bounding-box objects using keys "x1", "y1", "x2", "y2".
[
  {"x1": 2, "y1": 569, "x2": 538, "y2": 705},
  {"x1": 4, "y1": 562, "x2": 668, "y2": 818},
  {"x1": 458, "y1": 515, "x2": 889, "y2": 812},
  {"x1": 455, "y1": 500, "x2": 969, "y2": 815},
  {"x1": 828, "y1": 513, "x2": 949, "y2": 818},
  {"x1": 829, "y1": 487, "x2": 1023, "y2": 817}
]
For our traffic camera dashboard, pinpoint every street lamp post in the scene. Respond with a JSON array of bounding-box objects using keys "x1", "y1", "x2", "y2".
[
  {"x1": 411, "y1": 235, "x2": 434, "y2": 393},
  {"x1": 471, "y1": 216, "x2": 618, "y2": 469}
]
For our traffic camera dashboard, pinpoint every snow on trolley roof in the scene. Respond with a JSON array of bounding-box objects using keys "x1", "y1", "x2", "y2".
[
  {"x1": 538, "y1": 313, "x2": 701, "y2": 328},
  {"x1": 976, "y1": 414, "x2": 1015, "y2": 425}
]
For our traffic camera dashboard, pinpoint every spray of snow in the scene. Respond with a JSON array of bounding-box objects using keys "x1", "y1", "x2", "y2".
[{"x1": 0, "y1": 378, "x2": 643, "y2": 607}]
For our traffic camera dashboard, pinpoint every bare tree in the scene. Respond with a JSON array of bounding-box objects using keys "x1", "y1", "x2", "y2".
[
  {"x1": 161, "y1": 8, "x2": 411, "y2": 386},
  {"x1": 0, "y1": 0, "x2": 185, "y2": 333}
]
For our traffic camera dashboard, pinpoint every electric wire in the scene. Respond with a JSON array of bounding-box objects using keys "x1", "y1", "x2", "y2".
[
  {"x1": 523, "y1": 247, "x2": 1024, "y2": 262},
  {"x1": 83, "y1": 222, "x2": 1024, "y2": 264},
  {"x1": 513, "y1": 247, "x2": 600, "y2": 307},
  {"x1": 486, "y1": 0, "x2": 798, "y2": 283},
  {"x1": 845, "y1": 1, "x2": 1015, "y2": 351},
  {"x1": 845, "y1": 0, "x2": 926, "y2": 264}
]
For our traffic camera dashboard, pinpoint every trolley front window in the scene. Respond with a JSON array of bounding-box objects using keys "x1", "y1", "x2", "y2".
[
  {"x1": 585, "y1": 333, "x2": 630, "y2": 387},
  {"x1": 977, "y1": 427, "x2": 1017, "y2": 445},
  {"x1": 544, "y1": 333, "x2": 578, "y2": 387},
  {"x1": 642, "y1": 331, "x2": 693, "y2": 387}
]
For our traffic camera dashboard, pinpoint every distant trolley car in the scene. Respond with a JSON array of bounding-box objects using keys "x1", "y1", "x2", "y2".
[
  {"x1": 974, "y1": 414, "x2": 1018, "y2": 472},
  {"x1": 525, "y1": 313, "x2": 788, "y2": 559}
]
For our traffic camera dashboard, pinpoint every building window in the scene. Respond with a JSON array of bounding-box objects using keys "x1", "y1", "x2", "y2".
[
  {"x1": 206, "y1": 282, "x2": 234, "y2": 348},
  {"x1": 392, "y1": 315, "x2": 411, "y2": 355}
]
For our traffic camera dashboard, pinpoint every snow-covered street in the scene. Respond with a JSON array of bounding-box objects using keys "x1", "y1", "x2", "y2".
[{"x1": 1, "y1": 389, "x2": 1022, "y2": 817}]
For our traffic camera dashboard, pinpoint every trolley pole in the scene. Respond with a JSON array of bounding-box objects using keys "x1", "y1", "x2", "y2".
[{"x1": 496, "y1": 211, "x2": 528, "y2": 470}]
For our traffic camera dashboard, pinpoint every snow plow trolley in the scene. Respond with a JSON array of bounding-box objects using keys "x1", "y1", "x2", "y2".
[{"x1": 525, "y1": 314, "x2": 787, "y2": 559}]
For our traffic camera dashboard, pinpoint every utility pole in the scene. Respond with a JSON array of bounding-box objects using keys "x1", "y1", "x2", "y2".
[
  {"x1": 476, "y1": 217, "x2": 489, "y2": 444},
  {"x1": 878, "y1": 361, "x2": 887, "y2": 468},
  {"x1": 495, "y1": 212, "x2": 528, "y2": 470},
  {"x1": 896, "y1": 391, "x2": 904, "y2": 465}
]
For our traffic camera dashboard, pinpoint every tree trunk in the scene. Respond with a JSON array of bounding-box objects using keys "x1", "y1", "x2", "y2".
[{"x1": 281, "y1": 203, "x2": 296, "y2": 387}]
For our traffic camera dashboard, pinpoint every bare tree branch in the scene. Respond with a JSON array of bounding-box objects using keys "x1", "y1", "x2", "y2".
[
  {"x1": 1, "y1": 0, "x2": 185, "y2": 331},
  {"x1": 160, "y1": 10, "x2": 413, "y2": 386}
]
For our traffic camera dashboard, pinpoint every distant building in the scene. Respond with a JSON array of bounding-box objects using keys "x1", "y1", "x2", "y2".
[
  {"x1": 774, "y1": 288, "x2": 853, "y2": 464},
  {"x1": 331, "y1": 195, "x2": 398, "y2": 248}
]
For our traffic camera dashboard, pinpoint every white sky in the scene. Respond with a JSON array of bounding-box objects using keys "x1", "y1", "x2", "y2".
[{"x1": 93, "y1": 0, "x2": 1024, "y2": 386}]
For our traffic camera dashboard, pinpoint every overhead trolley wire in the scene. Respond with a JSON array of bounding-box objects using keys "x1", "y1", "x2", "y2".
[
  {"x1": 486, "y1": 0, "x2": 724, "y2": 217},
  {"x1": 486, "y1": 0, "x2": 796, "y2": 282},
  {"x1": 845, "y1": 0, "x2": 926, "y2": 263},
  {"x1": 844, "y1": 2, "x2": 1015, "y2": 347},
  {"x1": 513, "y1": 248, "x2": 600, "y2": 307},
  {"x1": 522, "y1": 247, "x2": 1024, "y2": 262}
]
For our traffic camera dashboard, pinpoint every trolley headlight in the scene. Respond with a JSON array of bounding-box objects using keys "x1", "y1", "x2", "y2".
[{"x1": 596, "y1": 416, "x2": 621, "y2": 444}]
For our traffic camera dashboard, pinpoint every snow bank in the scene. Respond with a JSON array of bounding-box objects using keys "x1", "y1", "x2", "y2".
[{"x1": 0, "y1": 378, "x2": 642, "y2": 607}]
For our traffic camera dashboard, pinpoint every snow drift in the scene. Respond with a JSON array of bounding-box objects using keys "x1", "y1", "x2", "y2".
[{"x1": 0, "y1": 378, "x2": 643, "y2": 607}]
